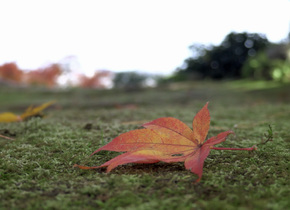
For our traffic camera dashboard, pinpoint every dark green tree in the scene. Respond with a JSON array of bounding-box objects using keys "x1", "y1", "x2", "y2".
[
  {"x1": 113, "y1": 71, "x2": 147, "y2": 90},
  {"x1": 179, "y1": 32, "x2": 270, "y2": 80}
]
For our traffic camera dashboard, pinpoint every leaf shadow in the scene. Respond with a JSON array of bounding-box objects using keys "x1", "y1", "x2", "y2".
[{"x1": 91, "y1": 162, "x2": 187, "y2": 175}]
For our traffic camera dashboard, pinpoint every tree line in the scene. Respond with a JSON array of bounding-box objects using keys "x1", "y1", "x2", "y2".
[
  {"x1": 170, "y1": 32, "x2": 290, "y2": 82},
  {"x1": 1, "y1": 31, "x2": 289, "y2": 89}
]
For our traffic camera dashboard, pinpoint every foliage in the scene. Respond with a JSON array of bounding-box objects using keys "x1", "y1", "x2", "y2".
[
  {"x1": 75, "y1": 103, "x2": 255, "y2": 182},
  {"x1": 242, "y1": 44, "x2": 290, "y2": 81},
  {"x1": 176, "y1": 32, "x2": 270, "y2": 80},
  {"x1": 78, "y1": 71, "x2": 113, "y2": 88},
  {"x1": 0, "y1": 62, "x2": 23, "y2": 83},
  {"x1": 0, "y1": 62, "x2": 62, "y2": 87},
  {"x1": 0, "y1": 62, "x2": 152, "y2": 89},
  {"x1": 114, "y1": 72, "x2": 147, "y2": 90},
  {"x1": 24, "y1": 64, "x2": 62, "y2": 87},
  {"x1": 242, "y1": 52, "x2": 274, "y2": 80}
]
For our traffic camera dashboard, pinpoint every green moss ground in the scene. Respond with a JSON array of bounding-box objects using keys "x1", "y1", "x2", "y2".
[{"x1": 0, "y1": 81, "x2": 289, "y2": 210}]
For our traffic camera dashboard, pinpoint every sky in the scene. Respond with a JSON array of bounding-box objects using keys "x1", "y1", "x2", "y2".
[{"x1": 0, "y1": 0, "x2": 289, "y2": 76}]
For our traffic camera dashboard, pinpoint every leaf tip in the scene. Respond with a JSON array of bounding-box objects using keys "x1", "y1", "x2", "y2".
[{"x1": 194, "y1": 177, "x2": 201, "y2": 183}]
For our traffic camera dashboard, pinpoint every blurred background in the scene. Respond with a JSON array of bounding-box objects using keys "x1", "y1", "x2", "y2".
[
  {"x1": 0, "y1": 0, "x2": 289, "y2": 89},
  {"x1": 1, "y1": 2, "x2": 290, "y2": 208}
]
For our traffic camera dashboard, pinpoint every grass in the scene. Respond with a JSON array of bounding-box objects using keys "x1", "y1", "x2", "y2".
[{"x1": 0, "y1": 80, "x2": 289, "y2": 210}]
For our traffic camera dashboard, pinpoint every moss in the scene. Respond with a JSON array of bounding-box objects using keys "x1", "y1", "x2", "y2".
[{"x1": 1, "y1": 81, "x2": 289, "y2": 209}]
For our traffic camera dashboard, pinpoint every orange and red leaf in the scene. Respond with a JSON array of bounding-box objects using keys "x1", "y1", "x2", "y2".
[
  {"x1": 184, "y1": 145, "x2": 211, "y2": 182},
  {"x1": 75, "y1": 102, "x2": 256, "y2": 183},
  {"x1": 192, "y1": 102, "x2": 210, "y2": 144},
  {"x1": 143, "y1": 117, "x2": 194, "y2": 142}
]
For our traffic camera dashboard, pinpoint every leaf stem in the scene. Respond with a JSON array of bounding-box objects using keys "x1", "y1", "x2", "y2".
[
  {"x1": 212, "y1": 146, "x2": 256, "y2": 151},
  {"x1": 0, "y1": 134, "x2": 14, "y2": 140}
]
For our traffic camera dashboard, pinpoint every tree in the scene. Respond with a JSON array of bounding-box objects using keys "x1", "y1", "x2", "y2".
[
  {"x1": 0, "y1": 62, "x2": 23, "y2": 83},
  {"x1": 114, "y1": 72, "x2": 147, "y2": 90},
  {"x1": 178, "y1": 32, "x2": 270, "y2": 80},
  {"x1": 24, "y1": 64, "x2": 62, "y2": 87}
]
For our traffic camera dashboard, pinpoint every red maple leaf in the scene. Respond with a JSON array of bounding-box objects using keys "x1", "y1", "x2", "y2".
[{"x1": 75, "y1": 102, "x2": 256, "y2": 182}]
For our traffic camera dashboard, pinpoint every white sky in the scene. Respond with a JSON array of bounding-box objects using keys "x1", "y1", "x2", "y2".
[{"x1": 0, "y1": 0, "x2": 289, "y2": 75}]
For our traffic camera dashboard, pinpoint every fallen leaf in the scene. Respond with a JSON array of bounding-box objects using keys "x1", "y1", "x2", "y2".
[
  {"x1": 75, "y1": 102, "x2": 256, "y2": 182},
  {"x1": 0, "y1": 112, "x2": 21, "y2": 123},
  {"x1": 0, "y1": 101, "x2": 55, "y2": 123}
]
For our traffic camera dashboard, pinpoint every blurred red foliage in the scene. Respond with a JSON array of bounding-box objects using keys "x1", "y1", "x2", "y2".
[
  {"x1": 79, "y1": 70, "x2": 113, "y2": 88},
  {"x1": 23, "y1": 64, "x2": 62, "y2": 87},
  {"x1": 0, "y1": 62, "x2": 23, "y2": 82},
  {"x1": 0, "y1": 62, "x2": 112, "y2": 88}
]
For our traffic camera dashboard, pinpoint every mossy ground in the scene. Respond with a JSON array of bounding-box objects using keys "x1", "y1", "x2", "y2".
[{"x1": 0, "y1": 81, "x2": 289, "y2": 210}]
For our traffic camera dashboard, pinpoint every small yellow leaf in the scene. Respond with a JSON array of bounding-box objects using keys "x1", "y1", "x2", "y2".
[
  {"x1": 0, "y1": 112, "x2": 21, "y2": 122},
  {"x1": 0, "y1": 101, "x2": 55, "y2": 123},
  {"x1": 20, "y1": 101, "x2": 55, "y2": 120}
]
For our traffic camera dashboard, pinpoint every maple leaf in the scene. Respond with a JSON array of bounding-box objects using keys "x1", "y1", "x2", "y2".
[
  {"x1": 75, "y1": 102, "x2": 256, "y2": 182},
  {"x1": 0, "y1": 101, "x2": 55, "y2": 123}
]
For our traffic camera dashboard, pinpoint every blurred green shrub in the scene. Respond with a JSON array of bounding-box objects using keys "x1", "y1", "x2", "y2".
[{"x1": 242, "y1": 44, "x2": 290, "y2": 82}]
